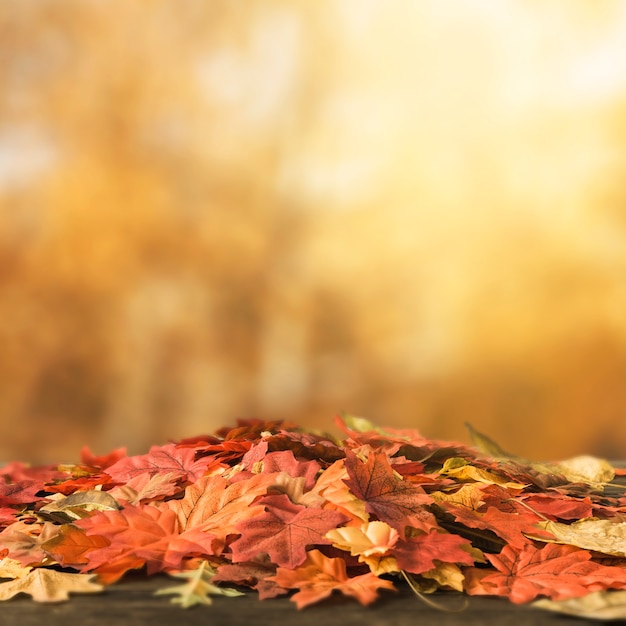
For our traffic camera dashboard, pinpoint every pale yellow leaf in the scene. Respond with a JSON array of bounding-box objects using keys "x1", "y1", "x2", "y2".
[
  {"x1": 0, "y1": 558, "x2": 30, "y2": 579},
  {"x1": 440, "y1": 458, "x2": 527, "y2": 490},
  {"x1": 421, "y1": 562, "x2": 465, "y2": 592},
  {"x1": 555, "y1": 455, "x2": 615, "y2": 485},
  {"x1": 155, "y1": 561, "x2": 243, "y2": 608},
  {"x1": 534, "y1": 518, "x2": 626, "y2": 557},
  {"x1": 0, "y1": 568, "x2": 103, "y2": 603},
  {"x1": 39, "y1": 490, "x2": 120, "y2": 522},
  {"x1": 431, "y1": 483, "x2": 486, "y2": 509}
]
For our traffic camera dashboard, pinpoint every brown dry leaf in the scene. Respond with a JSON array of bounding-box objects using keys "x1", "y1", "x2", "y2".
[
  {"x1": 533, "y1": 519, "x2": 626, "y2": 557},
  {"x1": 39, "y1": 490, "x2": 120, "y2": 522},
  {"x1": 534, "y1": 590, "x2": 626, "y2": 620},
  {"x1": 0, "y1": 568, "x2": 103, "y2": 603}
]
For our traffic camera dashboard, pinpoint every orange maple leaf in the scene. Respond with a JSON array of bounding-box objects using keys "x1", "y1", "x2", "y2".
[
  {"x1": 167, "y1": 472, "x2": 276, "y2": 552},
  {"x1": 269, "y1": 549, "x2": 396, "y2": 608},
  {"x1": 74, "y1": 504, "x2": 216, "y2": 583},
  {"x1": 465, "y1": 543, "x2": 626, "y2": 604}
]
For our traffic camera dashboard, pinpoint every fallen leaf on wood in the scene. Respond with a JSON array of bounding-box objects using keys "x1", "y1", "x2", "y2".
[
  {"x1": 532, "y1": 518, "x2": 626, "y2": 557},
  {"x1": 155, "y1": 560, "x2": 243, "y2": 608},
  {"x1": 0, "y1": 568, "x2": 102, "y2": 602}
]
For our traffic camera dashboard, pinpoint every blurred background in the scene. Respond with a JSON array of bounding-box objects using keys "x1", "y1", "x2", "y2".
[{"x1": 2, "y1": 0, "x2": 626, "y2": 463}]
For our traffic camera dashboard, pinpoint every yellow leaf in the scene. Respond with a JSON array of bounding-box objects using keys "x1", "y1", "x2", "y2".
[
  {"x1": 431, "y1": 483, "x2": 486, "y2": 509},
  {"x1": 0, "y1": 558, "x2": 31, "y2": 580},
  {"x1": 440, "y1": 458, "x2": 527, "y2": 490},
  {"x1": 421, "y1": 562, "x2": 465, "y2": 592},
  {"x1": 534, "y1": 518, "x2": 626, "y2": 557},
  {"x1": 155, "y1": 561, "x2": 243, "y2": 608},
  {"x1": 556, "y1": 455, "x2": 615, "y2": 485},
  {"x1": 0, "y1": 568, "x2": 103, "y2": 603}
]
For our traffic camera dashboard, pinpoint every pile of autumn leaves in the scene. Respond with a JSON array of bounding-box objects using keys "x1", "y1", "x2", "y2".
[{"x1": 2, "y1": 416, "x2": 626, "y2": 618}]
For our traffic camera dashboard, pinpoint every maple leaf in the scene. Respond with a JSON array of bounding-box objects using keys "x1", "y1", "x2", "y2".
[
  {"x1": 519, "y1": 494, "x2": 594, "y2": 521},
  {"x1": 0, "y1": 480, "x2": 43, "y2": 506},
  {"x1": 214, "y1": 559, "x2": 287, "y2": 600},
  {"x1": 109, "y1": 472, "x2": 183, "y2": 504},
  {"x1": 216, "y1": 419, "x2": 300, "y2": 441},
  {"x1": 326, "y1": 521, "x2": 399, "y2": 558},
  {"x1": 41, "y1": 523, "x2": 110, "y2": 569},
  {"x1": 269, "y1": 549, "x2": 396, "y2": 608},
  {"x1": 43, "y1": 474, "x2": 115, "y2": 496},
  {"x1": 302, "y1": 459, "x2": 367, "y2": 521},
  {"x1": 465, "y1": 543, "x2": 626, "y2": 604},
  {"x1": 326, "y1": 521, "x2": 400, "y2": 575},
  {"x1": 532, "y1": 518, "x2": 626, "y2": 557},
  {"x1": 38, "y1": 490, "x2": 120, "y2": 523},
  {"x1": 261, "y1": 450, "x2": 321, "y2": 490},
  {"x1": 167, "y1": 473, "x2": 276, "y2": 551},
  {"x1": 343, "y1": 449, "x2": 435, "y2": 534},
  {"x1": 443, "y1": 500, "x2": 545, "y2": 549},
  {"x1": 154, "y1": 560, "x2": 243, "y2": 608},
  {"x1": 0, "y1": 520, "x2": 61, "y2": 566},
  {"x1": 230, "y1": 494, "x2": 348, "y2": 569},
  {"x1": 0, "y1": 557, "x2": 31, "y2": 579},
  {"x1": 75, "y1": 504, "x2": 216, "y2": 582},
  {"x1": 0, "y1": 461, "x2": 68, "y2": 485},
  {"x1": 0, "y1": 568, "x2": 103, "y2": 603},
  {"x1": 392, "y1": 529, "x2": 475, "y2": 575},
  {"x1": 265, "y1": 431, "x2": 346, "y2": 464},
  {"x1": 104, "y1": 444, "x2": 213, "y2": 484},
  {"x1": 80, "y1": 446, "x2": 127, "y2": 470},
  {"x1": 0, "y1": 507, "x2": 18, "y2": 528}
]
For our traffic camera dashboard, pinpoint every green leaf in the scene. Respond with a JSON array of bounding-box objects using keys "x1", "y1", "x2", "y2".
[{"x1": 155, "y1": 561, "x2": 243, "y2": 608}]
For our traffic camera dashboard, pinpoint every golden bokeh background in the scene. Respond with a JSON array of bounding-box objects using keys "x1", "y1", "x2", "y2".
[{"x1": 2, "y1": 1, "x2": 626, "y2": 463}]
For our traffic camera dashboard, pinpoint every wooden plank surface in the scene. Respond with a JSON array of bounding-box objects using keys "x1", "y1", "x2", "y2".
[{"x1": 0, "y1": 574, "x2": 598, "y2": 626}]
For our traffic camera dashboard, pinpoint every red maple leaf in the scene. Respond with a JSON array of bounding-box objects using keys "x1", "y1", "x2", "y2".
[
  {"x1": 465, "y1": 543, "x2": 626, "y2": 604},
  {"x1": 343, "y1": 449, "x2": 435, "y2": 534},
  {"x1": 392, "y1": 529, "x2": 475, "y2": 574},
  {"x1": 266, "y1": 431, "x2": 346, "y2": 464},
  {"x1": 0, "y1": 461, "x2": 68, "y2": 485},
  {"x1": 230, "y1": 494, "x2": 348, "y2": 569},
  {"x1": 80, "y1": 446, "x2": 127, "y2": 470},
  {"x1": 269, "y1": 548, "x2": 396, "y2": 608},
  {"x1": 261, "y1": 450, "x2": 321, "y2": 490},
  {"x1": 214, "y1": 559, "x2": 287, "y2": 600},
  {"x1": 0, "y1": 507, "x2": 18, "y2": 528},
  {"x1": 0, "y1": 480, "x2": 43, "y2": 506},
  {"x1": 216, "y1": 419, "x2": 300, "y2": 441},
  {"x1": 104, "y1": 444, "x2": 213, "y2": 484},
  {"x1": 44, "y1": 473, "x2": 115, "y2": 496},
  {"x1": 74, "y1": 504, "x2": 216, "y2": 582},
  {"x1": 519, "y1": 493, "x2": 593, "y2": 521}
]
